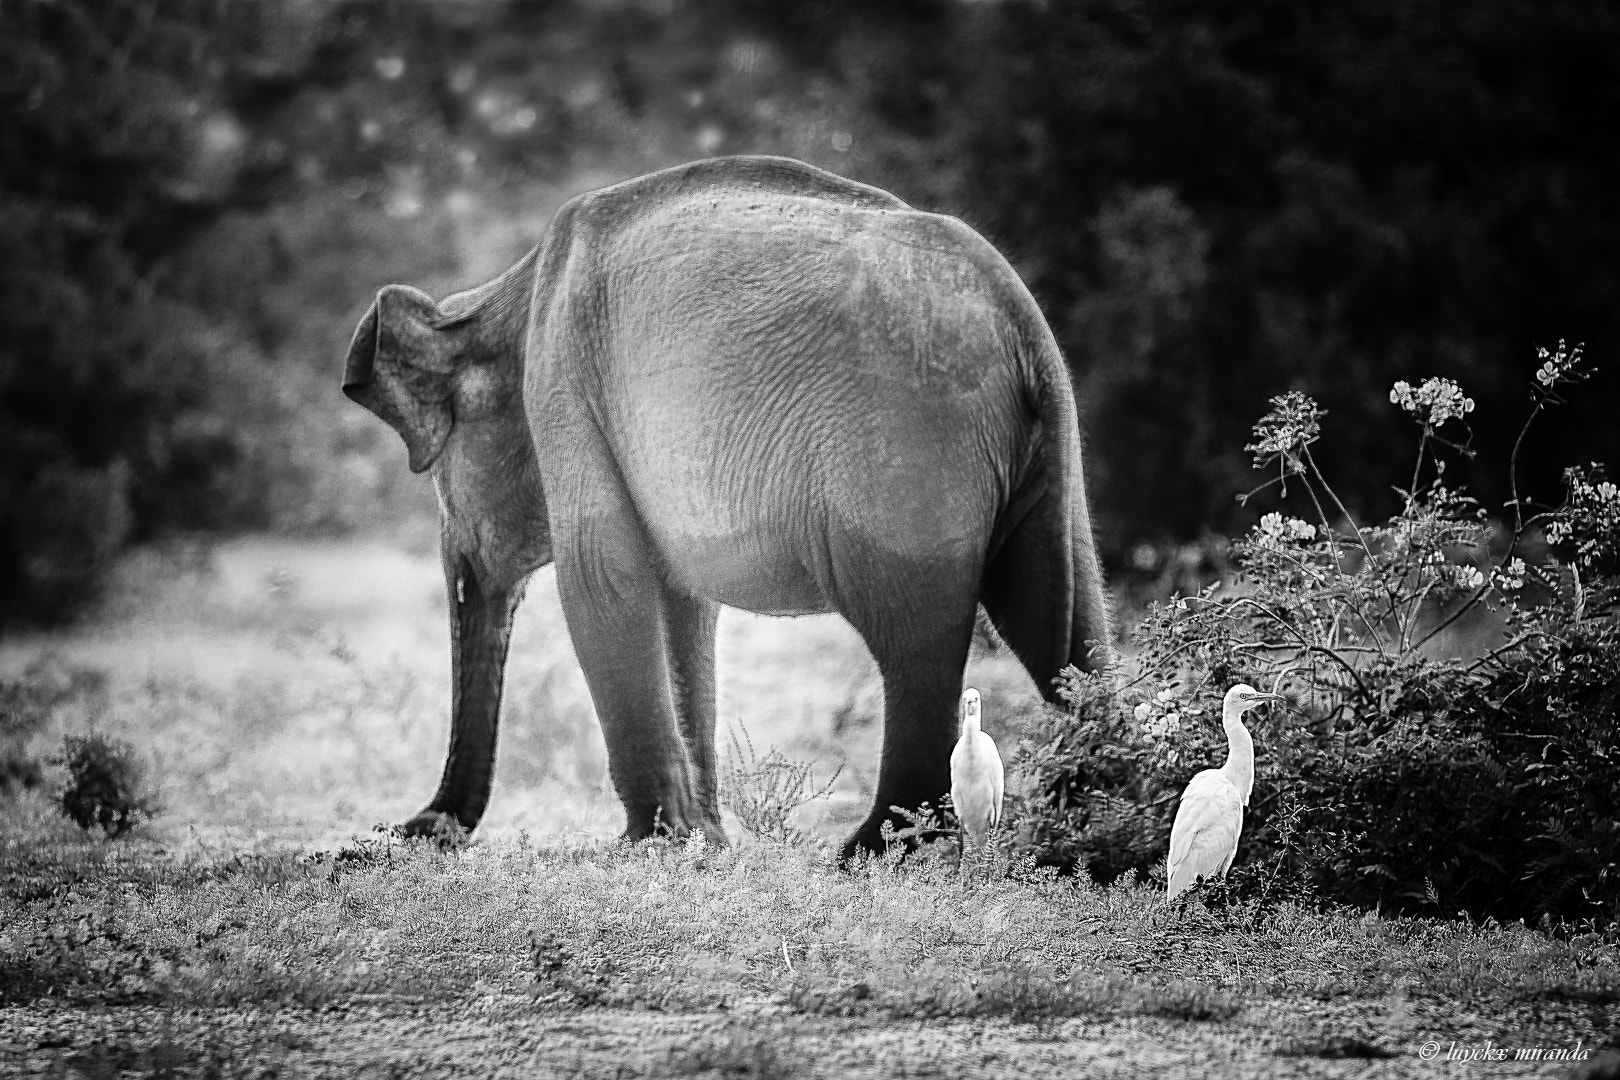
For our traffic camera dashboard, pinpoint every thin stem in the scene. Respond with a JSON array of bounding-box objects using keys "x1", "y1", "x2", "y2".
[
  {"x1": 1406, "y1": 428, "x2": 1430, "y2": 515},
  {"x1": 1252, "y1": 544, "x2": 1336, "y2": 589},
  {"x1": 1400, "y1": 578, "x2": 1438, "y2": 653},
  {"x1": 1233, "y1": 640, "x2": 1372, "y2": 701},
  {"x1": 1409, "y1": 582, "x2": 1492, "y2": 654},
  {"x1": 1229, "y1": 639, "x2": 1385, "y2": 656},
  {"x1": 1121, "y1": 637, "x2": 1210, "y2": 689},
  {"x1": 1228, "y1": 595, "x2": 1315, "y2": 645},
  {"x1": 1301, "y1": 446, "x2": 1392, "y2": 654},
  {"x1": 1462, "y1": 630, "x2": 1552, "y2": 674},
  {"x1": 1304, "y1": 445, "x2": 1383, "y2": 569},
  {"x1": 1506, "y1": 399, "x2": 1546, "y2": 542}
]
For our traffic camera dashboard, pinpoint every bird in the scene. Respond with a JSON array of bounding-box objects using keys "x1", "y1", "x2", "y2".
[
  {"x1": 1166, "y1": 683, "x2": 1283, "y2": 898},
  {"x1": 950, "y1": 687, "x2": 1004, "y2": 852}
]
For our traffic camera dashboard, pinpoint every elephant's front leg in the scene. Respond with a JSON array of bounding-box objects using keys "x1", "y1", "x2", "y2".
[
  {"x1": 554, "y1": 514, "x2": 711, "y2": 841},
  {"x1": 403, "y1": 542, "x2": 522, "y2": 838}
]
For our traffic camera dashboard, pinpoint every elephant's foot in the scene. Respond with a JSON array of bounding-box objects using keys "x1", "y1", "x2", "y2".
[
  {"x1": 838, "y1": 809, "x2": 951, "y2": 868},
  {"x1": 837, "y1": 825, "x2": 890, "y2": 868},
  {"x1": 398, "y1": 808, "x2": 471, "y2": 846},
  {"x1": 620, "y1": 804, "x2": 729, "y2": 847}
]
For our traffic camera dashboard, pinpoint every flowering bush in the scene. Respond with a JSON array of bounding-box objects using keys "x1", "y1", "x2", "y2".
[
  {"x1": 1546, "y1": 467, "x2": 1620, "y2": 573},
  {"x1": 1009, "y1": 342, "x2": 1620, "y2": 927}
]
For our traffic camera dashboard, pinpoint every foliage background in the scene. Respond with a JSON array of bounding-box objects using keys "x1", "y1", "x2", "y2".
[{"x1": 3, "y1": 0, "x2": 1618, "y2": 623}]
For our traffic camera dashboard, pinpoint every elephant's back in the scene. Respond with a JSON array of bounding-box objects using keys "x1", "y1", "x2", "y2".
[{"x1": 594, "y1": 182, "x2": 1039, "y2": 401}]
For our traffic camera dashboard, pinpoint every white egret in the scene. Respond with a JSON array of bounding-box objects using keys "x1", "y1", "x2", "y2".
[
  {"x1": 1166, "y1": 683, "x2": 1283, "y2": 898},
  {"x1": 950, "y1": 687, "x2": 1004, "y2": 850}
]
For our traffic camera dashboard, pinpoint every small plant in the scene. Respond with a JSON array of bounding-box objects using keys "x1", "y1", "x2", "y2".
[
  {"x1": 54, "y1": 733, "x2": 160, "y2": 838},
  {"x1": 719, "y1": 721, "x2": 840, "y2": 843},
  {"x1": 875, "y1": 801, "x2": 956, "y2": 869}
]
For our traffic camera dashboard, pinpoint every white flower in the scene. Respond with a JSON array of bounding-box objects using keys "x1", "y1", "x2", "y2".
[
  {"x1": 1255, "y1": 512, "x2": 1317, "y2": 548},
  {"x1": 1493, "y1": 557, "x2": 1527, "y2": 592},
  {"x1": 1133, "y1": 702, "x2": 1151, "y2": 724},
  {"x1": 1454, "y1": 565, "x2": 1486, "y2": 590},
  {"x1": 1534, "y1": 340, "x2": 1585, "y2": 391},
  {"x1": 1390, "y1": 377, "x2": 1474, "y2": 428},
  {"x1": 1246, "y1": 391, "x2": 1323, "y2": 472},
  {"x1": 1141, "y1": 708, "x2": 1183, "y2": 741}
]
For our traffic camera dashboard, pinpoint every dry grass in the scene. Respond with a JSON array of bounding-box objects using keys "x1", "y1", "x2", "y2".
[
  {"x1": 0, "y1": 536, "x2": 1037, "y2": 846},
  {"x1": 1, "y1": 538, "x2": 1616, "y2": 1077}
]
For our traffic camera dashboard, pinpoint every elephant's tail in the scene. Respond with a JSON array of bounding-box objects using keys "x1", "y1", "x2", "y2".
[
  {"x1": 981, "y1": 315, "x2": 1114, "y2": 691},
  {"x1": 1035, "y1": 328, "x2": 1114, "y2": 676}
]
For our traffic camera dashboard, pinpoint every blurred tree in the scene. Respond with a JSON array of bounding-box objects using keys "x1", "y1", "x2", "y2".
[
  {"x1": 887, "y1": 0, "x2": 1620, "y2": 557},
  {"x1": 0, "y1": 0, "x2": 238, "y2": 622},
  {"x1": 4, "y1": 0, "x2": 1617, "y2": 622}
]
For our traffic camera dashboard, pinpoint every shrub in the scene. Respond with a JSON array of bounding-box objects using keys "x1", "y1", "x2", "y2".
[
  {"x1": 54, "y1": 733, "x2": 160, "y2": 838},
  {"x1": 1011, "y1": 341, "x2": 1620, "y2": 927},
  {"x1": 1, "y1": 656, "x2": 105, "y2": 796}
]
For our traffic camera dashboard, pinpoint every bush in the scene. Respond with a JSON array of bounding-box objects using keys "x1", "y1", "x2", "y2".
[
  {"x1": 54, "y1": 733, "x2": 160, "y2": 838},
  {"x1": 1010, "y1": 341, "x2": 1620, "y2": 928}
]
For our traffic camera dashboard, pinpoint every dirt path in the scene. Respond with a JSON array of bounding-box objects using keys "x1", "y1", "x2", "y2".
[{"x1": 2, "y1": 998, "x2": 1607, "y2": 1078}]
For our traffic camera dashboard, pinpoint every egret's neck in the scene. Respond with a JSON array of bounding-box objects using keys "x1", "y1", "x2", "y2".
[
  {"x1": 961, "y1": 705, "x2": 981, "y2": 739},
  {"x1": 1219, "y1": 708, "x2": 1256, "y2": 805}
]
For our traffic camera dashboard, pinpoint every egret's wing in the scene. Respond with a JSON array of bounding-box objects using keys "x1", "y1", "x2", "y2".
[
  {"x1": 983, "y1": 733, "x2": 1004, "y2": 829},
  {"x1": 950, "y1": 732, "x2": 1005, "y2": 840},
  {"x1": 1167, "y1": 771, "x2": 1244, "y2": 897},
  {"x1": 950, "y1": 738, "x2": 971, "y2": 826},
  {"x1": 950, "y1": 737, "x2": 971, "y2": 808}
]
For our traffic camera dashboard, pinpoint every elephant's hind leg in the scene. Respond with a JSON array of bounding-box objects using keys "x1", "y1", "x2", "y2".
[
  {"x1": 666, "y1": 592, "x2": 725, "y2": 839},
  {"x1": 836, "y1": 565, "x2": 979, "y2": 862},
  {"x1": 552, "y1": 498, "x2": 714, "y2": 842}
]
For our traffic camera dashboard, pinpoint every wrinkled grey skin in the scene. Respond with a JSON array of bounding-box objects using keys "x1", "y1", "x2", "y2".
[{"x1": 343, "y1": 156, "x2": 1112, "y2": 859}]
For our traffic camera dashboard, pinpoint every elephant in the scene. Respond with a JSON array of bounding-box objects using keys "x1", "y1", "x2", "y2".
[{"x1": 341, "y1": 155, "x2": 1112, "y2": 859}]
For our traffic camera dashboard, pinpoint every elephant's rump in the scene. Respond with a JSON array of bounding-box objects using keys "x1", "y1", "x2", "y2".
[{"x1": 580, "y1": 197, "x2": 1041, "y2": 612}]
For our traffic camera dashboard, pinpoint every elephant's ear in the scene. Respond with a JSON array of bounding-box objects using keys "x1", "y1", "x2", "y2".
[{"x1": 343, "y1": 285, "x2": 462, "y2": 473}]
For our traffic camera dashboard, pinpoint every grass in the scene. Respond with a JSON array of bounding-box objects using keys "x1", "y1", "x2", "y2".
[
  {"x1": 4, "y1": 814, "x2": 1615, "y2": 1013},
  {"x1": 1, "y1": 537, "x2": 1617, "y2": 1077}
]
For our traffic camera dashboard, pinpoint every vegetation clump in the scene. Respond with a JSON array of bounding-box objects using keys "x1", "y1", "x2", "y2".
[
  {"x1": 54, "y1": 733, "x2": 160, "y2": 838},
  {"x1": 1011, "y1": 342, "x2": 1620, "y2": 929}
]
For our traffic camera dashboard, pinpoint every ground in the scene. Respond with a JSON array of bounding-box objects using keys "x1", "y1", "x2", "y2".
[{"x1": 1, "y1": 538, "x2": 1615, "y2": 1078}]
